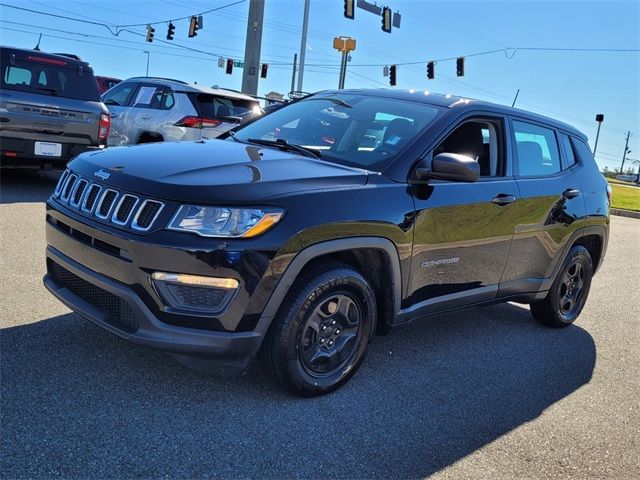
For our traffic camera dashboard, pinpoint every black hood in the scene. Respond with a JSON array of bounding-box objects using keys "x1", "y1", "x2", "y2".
[{"x1": 69, "y1": 139, "x2": 368, "y2": 203}]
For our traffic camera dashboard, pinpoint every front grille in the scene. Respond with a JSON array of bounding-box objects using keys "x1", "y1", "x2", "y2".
[
  {"x1": 52, "y1": 169, "x2": 164, "y2": 232},
  {"x1": 71, "y1": 179, "x2": 88, "y2": 207},
  {"x1": 97, "y1": 190, "x2": 118, "y2": 218},
  {"x1": 48, "y1": 260, "x2": 138, "y2": 333},
  {"x1": 82, "y1": 184, "x2": 101, "y2": 212},
  {"x1": 113, "y1": 194, "x2": 138, "y2": 224},
  {"x1": 132, "y1": 200, "x2": 163, "y2": 231}
]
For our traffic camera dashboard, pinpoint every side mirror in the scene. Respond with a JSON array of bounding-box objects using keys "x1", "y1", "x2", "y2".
[{"x1": 412, "y1": 152, "x2": 480, "y2": 183}]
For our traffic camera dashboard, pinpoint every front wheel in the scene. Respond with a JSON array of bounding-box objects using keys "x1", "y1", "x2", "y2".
[
  {"x1": 262, "y1": 266, "x2": 377, "y2": 396},
  {"x1": 530, "y1": 245, "x2": 593, "y2": 328}
]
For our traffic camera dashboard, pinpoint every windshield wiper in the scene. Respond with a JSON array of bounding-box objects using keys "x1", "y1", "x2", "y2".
[
  {"x1": 246, "y1": 138, "x2": 322, "y2": 159},
  {"x1": 36, "y1": 87, "x2": 59, "y2": 96}
]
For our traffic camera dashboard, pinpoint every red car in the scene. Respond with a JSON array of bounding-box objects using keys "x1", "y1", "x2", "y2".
[{"x1": 95, "y1": 76, "x2": 121, "y2": 94}]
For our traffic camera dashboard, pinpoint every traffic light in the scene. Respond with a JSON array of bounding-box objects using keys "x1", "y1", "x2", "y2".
[
  {"x1": 260, "y1": 63, "x2": 268, "y2": 78},
  {"x1": 389, "y1": 64, "x2": 396, "y2": 86},
  {"x1": 427, "y1": 61, "x2": 435, "y2": 80},
  {"x1": 166, "y1": 22, "x2": 175, "y2": 40},
  {"x1": 344, "y1": 0, "x2": 354, "y2": 19},
  {"x1": 456, "y1": 57, "x2": 464, "y2": 77},
  {"x1": 226, "y1": 58, "x2": 233, "y2": 75},
  {"x1": 188, "y1": 16, "x2": 198, "y2": 38},
  {"x1": 381, "y1": 7, "x2": 392, "y2": 33},
  {"x1": 145, "y1": 24, "x2": 155, "y2": 43},
  {"x1": 197, "y1": 15, "x2": 203, "y2": 30}
]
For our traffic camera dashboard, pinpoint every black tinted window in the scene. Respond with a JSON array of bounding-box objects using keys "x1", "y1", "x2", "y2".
[
  {"x1": 102, "y1": 82, "x2": 137, "y2": 106},
  {"x1": 560, "y1": 134, "x2": 577, "y2": 167},
  {"x1": 193, "y1": 94, "x2": 258, "y2": 119},
  {"x1": 1, "y1": 57, "x2": 99, "y2": 101},
  {"x1": 571, "y1": 137, "x2": 595, "y2": 166},
  {"x1": 513, "y1": 120, "x2": 561, "y2": 176}
]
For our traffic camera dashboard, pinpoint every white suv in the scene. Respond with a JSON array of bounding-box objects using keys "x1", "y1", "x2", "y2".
[{"x1": 101, "y1": 77, "x2": 261, "y2": 145}]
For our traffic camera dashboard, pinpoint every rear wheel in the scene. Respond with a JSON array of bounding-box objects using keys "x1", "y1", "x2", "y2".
[
  {"x1": 262, "y1": 266, "x2": 376, "y2": 396},
  {"x1": 530, "y1": 245, "x2": 593, "y2": 328}
]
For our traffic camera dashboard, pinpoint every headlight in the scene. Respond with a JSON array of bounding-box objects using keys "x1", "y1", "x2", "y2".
[{"x1": 167, "y1": 205, "x2": 284, "y2": 238}]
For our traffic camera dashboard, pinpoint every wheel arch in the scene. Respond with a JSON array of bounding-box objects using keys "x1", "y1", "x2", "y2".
[{"x1": 255, "y1": 237, "x2": 402, "y2": 337}]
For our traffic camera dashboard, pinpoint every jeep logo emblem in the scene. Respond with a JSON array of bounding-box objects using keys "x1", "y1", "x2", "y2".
[{"x1": 94, "y1": 169, "x2": 111, "y2": 180}]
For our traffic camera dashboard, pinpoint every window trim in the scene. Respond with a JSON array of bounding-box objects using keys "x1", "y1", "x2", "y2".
[
  {"x1": 101, "y1": 81, "x2": 139, "y2": 107},
  {"x1": 425, "y1": 114, "x2": 508, "y2": 180},
  {"x1": 509, "y1": 116, "x2": 563, "y2": 179}
]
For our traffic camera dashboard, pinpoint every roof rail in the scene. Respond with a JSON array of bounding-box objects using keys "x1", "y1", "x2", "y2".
[{"x1": 128, "y1": 76, "x2": 189, "y2": 85}]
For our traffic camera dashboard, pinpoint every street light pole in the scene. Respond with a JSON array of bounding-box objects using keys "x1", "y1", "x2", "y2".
[
  {"x1": 144, "y1": 51, "x2": 150, "y2": 76},
  {"x1": 593, "y1": 114, "x2": 604, "y2": 156},
  {"x1": 296, "y1": 0, "x2": 310, "y2": 92}
]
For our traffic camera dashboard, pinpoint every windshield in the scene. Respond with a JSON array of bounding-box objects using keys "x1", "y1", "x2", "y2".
[{"x1": 232, "y1": 93, "x2": 441, "y2": 170}]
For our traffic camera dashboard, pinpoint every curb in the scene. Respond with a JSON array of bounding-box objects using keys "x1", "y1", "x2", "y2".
[{"x1": 611, "y1": 208, "x2": 640, "y2": 219}]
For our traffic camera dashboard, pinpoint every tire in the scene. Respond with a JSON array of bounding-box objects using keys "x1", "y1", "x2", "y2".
[
  {"x1": 262, "y1": 265, "x2": 377, "y2": 396},
  {"x1": 530, "y1": 245, "x2": 593, "y2": 328}
]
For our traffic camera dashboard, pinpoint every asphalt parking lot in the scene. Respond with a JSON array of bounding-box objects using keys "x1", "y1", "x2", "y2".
[{"x1": 1, "y1": 170, "x2": 638, "y2": 479}]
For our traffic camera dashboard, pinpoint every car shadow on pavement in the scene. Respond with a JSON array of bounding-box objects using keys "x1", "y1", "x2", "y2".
[
  {"x1": 0, "y1": 169, "x2": 60, "y2": 204},
  {"x1": 0, "y1": 302, "x2": 595, "y2": 479}
]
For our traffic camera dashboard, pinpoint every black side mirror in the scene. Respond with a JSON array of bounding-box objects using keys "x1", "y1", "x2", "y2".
[{"x1": 412, "y1": 152, "x2": 480, "y2": 183}]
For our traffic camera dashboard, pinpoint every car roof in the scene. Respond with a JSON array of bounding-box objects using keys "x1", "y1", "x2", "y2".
[
  {"x1": 123, "y1": 77, "x2": 259, "y2": 102},
  {"x1": 315, "y1": 88, "x2": 587, "y2": 140},
  {"x1": 0, "y1": 46, "x2": 91, "y2": 67}
]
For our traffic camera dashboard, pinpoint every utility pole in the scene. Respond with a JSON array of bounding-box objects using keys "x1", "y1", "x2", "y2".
[
  {"x1": 290, "y1": 53, "x2": 298, "y2": 94},
  {"x1": 144, "y1": 51, "x2": 150, "y2": 76},
  {"x1": 296, "y1": 0, "x2": 310, "y2": 92},
  {"x1": 241, "y1": 0, "x2": 265, "y2": 96},
  {"x1": 620, "y1": 130, "x2": 631, "y2": 173}
]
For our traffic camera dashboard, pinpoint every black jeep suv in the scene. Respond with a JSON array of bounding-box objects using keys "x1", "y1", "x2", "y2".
[{"x1": 43, "y1": 90, "x2": 610, "y2": 396}]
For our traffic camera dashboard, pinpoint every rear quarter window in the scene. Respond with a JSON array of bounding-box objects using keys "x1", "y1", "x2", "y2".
[
  {"x1": 192, "y1": 94, "x2": 258, "y2": 119},
  {"x1": 1, "y1": 56, "x2": 99, "y2": 101}
]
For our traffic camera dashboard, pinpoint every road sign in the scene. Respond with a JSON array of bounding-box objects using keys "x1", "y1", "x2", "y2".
[{"x1": 233, "y1": 61, "x2": 244, "y2": 68}]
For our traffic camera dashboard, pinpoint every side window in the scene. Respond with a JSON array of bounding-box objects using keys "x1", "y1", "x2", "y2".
[
  {"x1": 102, "y1": 82, "x2": 136, "y2": 106},
  {"x1": 513, "y1": 120, "x2": 561, "y2": 176},
  {"x1": 131, "y1": 84, "x2": 164, "y2": 108},
  {"x1": 560, "y1": 134, "x2": 577, "y2": 167},
  {"x1": 571, "y1": 137, "x2": 595, "y2": 166},
  {"x1": 162, "y1": 90, "x2": 175, "y2": 110},
  {"x1": 434, "y1": 120, "x2": 502, "y2": 176}
]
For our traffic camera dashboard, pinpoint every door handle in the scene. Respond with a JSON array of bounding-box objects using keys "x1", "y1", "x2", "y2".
[
  {"x1": 109, "y1": 113, "x2": 119, "y2": 119},
  {"x1": 563, "y1": 188, "x2": 580, "y2": 199},
  {"x1": 141, "y1": 115, "x2": 152, "y2": 120},
  {"x1": 491, "y1": 194, "x2": 517, "y2": 205}
]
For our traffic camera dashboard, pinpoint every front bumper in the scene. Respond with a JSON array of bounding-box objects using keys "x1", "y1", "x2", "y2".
[{"x1": 44, "y1": 246, "x2": 263, "y2": 374}]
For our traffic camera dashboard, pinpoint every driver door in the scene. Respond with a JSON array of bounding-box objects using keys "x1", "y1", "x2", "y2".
[{"x1": 405, "y1": 115, "x2": 520, "y2": 313}]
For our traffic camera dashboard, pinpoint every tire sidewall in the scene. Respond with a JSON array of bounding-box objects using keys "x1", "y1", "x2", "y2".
[
  {"x1": 282, "y1": 270, "x2": 376, "y2": 394},
  {"x1": 550, "y1": 246, "x2": 593, "y2": 325}
]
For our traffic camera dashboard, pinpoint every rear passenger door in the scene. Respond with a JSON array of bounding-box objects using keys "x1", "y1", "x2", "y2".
[
  {"x1": 102, "y1": 81, "x2": 138, "y2": 146},
  {"x1": 499, "y1": 118, "x2": 586, "y2": 295}
]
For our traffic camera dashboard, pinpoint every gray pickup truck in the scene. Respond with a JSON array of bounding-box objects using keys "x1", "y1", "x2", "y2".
[{"x1": 0, "y1": 46, "x2": 109, "y2": 170}]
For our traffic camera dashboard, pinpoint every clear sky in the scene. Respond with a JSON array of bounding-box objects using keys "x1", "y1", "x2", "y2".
[{"x1": 1, "y1": 0, "x2": 639, "y2": 173}]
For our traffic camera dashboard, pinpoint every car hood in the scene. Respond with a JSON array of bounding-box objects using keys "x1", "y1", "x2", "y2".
[{"x1": 69, "y1": 139, "x2": 369, "y2": 203}]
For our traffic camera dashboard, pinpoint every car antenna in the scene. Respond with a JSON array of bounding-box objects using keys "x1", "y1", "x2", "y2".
[
  {"x1": 34, "y1": 33, "x2": 42, "y2": 51},
  {"x1": 511, "y1": 89, "x2": 520, "y2": 108}
]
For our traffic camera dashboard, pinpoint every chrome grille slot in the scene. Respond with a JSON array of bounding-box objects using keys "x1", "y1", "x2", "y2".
[
  {"x1": 96, "y1": 189, "x2": 118, "y2": 219},
  {"x1": 54, "y1": 172, "x2": 165, "y2": 232},
  {"x1": 60, "y1": 174, "x2": 77, "y2": 202},
  {"x1": 82, "y1": 184, "x2": 102, "y2": 213},
  {"x1": 131, "y1": 200, "x2": 164, "y2": 231},
  {"x1": 112, "y1": 194, "x2": 139, "y2": 225},
  {"x1": 70, "y1": 179, "x2": 88, "y2": 207},
  {"x1": 54, "y1": 170, "x2": 70, "y2": 197}
]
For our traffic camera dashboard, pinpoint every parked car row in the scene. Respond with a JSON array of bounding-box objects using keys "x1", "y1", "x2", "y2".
[{"x1": 0, "y1": 46, "x2": 262, "y2": 170}]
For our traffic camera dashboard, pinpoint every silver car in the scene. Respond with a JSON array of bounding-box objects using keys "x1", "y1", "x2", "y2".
[{"x1": 101, "y1": 77, "x2": 261, "y2": 146}]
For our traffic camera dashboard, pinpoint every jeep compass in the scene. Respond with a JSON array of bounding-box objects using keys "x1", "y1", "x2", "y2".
[{"x1": 43, "y1": 89, "x2": 610, "y2": 396}]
